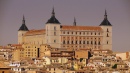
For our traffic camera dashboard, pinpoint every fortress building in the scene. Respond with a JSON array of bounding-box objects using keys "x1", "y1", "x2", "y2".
[{"x1": 17, "y1": 8, "x2": 112, "y2": 59}]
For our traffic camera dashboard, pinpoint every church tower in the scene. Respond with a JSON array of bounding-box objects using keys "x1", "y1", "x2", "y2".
[
  {"x1": 45, "y1": 7, "x2": 61, "y2": 48},
  {"x1": 18, "y1": 15, "x2": 29, "y2": 44},
  {"x1": 99, "y1": 10, "x2": 112, "y2": 50}
]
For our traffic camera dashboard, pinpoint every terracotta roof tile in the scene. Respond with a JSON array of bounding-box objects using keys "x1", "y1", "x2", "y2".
[
  {"x1": 11, "y1": 44, "x2": 22, "y2": 47},
  {"x1": 25, "y1": 29, "x2": 45, "y2": 36},
  {"x1": 61, "y1": 25, "x2": 102, "y2": 31}
]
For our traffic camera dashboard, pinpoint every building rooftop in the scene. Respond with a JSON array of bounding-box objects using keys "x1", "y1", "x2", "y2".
[
  {"x1": 24, "y1": 29, "x2": 45, "y2": 36},
  {"x1": 61, "y1": 25, "x2": 102, "y2": 31}
]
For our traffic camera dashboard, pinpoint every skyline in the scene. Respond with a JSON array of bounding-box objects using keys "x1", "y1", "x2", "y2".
[{"x1": 0, "y1": 0, "x2": 130, "y2": 52}]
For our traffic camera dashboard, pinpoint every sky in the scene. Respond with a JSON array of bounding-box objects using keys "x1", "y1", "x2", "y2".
[{"x1": 0, "y1": 0, "x2": 130, "y2": 52}]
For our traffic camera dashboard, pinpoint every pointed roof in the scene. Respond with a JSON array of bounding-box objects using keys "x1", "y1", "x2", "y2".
[
  {"x1": 73, "y1": 17, "x2": 76, "y2": 26},
  {"x1": 18, "y1": 15, "x2": 29, "y2": 31},
  {"x1": 46, "y1": 7, "x2": 60, "y2": 24},
  {"x1": 99, "y1": 10, "x2": 112, "y2": 26}
]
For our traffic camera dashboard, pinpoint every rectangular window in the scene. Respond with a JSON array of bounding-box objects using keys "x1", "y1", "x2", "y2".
[
  {"x1": 54, "y1": 26, "x2": 56, "y2": 30},
  {"x1": 54, "y1": 32, "x2": 56, "y2": 36},
  {"x1": 54, "y1": 40, "x2": 56, "y2": 43}
]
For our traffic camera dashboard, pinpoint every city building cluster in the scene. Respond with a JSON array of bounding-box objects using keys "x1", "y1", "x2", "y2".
[{"x1": 0, "y1": 8, "x2": 130, "y2": 73}]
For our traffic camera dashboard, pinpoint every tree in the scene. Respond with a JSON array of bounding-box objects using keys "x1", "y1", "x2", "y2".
[{"x1": 112, "y1": 64, "x2": 117, "y2": 69}]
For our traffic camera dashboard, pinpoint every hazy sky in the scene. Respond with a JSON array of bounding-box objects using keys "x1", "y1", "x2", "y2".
[{"x1": 0, "y1": 0, "x2": 130, "y2": 52}]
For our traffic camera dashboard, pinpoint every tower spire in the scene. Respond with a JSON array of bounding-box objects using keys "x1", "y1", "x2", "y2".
[
  {"x1": 22, "y1": 15, "x2": 25, "y2": 24},
  {"x1": 73, "y1": 17, "x2": 76, "y2": 26},
  {"x1": 99, "y1": 10, "x2": 112, "y2": 26},
  {"x1": 52, "y1": 6, "x2": 55, "y2": 16},
  {"x1": 104, "y1": 9, "x2": 107, "y2": 19}
]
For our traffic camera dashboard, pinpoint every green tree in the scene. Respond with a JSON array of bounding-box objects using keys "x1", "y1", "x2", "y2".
[{"x1": 112, "y1": 64, "x2": 117, "y2": 69}]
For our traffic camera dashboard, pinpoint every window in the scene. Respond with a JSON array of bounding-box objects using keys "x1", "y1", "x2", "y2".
[
  {"x1": 54, "y1": 40, "x2": 56, "y2": 43},
  {"x1": 87, "y1": 41, "x2": 89, "y2": 44},
  {"x1": 91, "y1": 32, "x2": 93, "y2": 35},
  {"x1": 2, "y1": 71, "x2": 4, "y2": 73},
  {"x1": 79, "y1": 41, "x2": 81, "y2": 44},
  {"x1": 95, "y1": 41, "x2": 97, "y2": 45},
  {"x1": 72, "y1": 32, "x2": 73, "y2": 34},
  {"x1": 76, "y1": 32, "x2": 77, "y2": 34},
  {"x1": 83, "y1": 32, "x2": 85, "y2": 35},
  {"x1": 83, "y1": 41, "x2": 85, "y2": 44},
  {"x1": 54, "y1": 26, "x2": 56, "y2": 30},
  {"x1": 107, "y1": 33, "x2": 109, "y2": 37},
  {"x1": 107, "y1": 41, "x2": 109, "y2": 44},
  {"x1": 79, "y1": 32, "x2": 81, "y2": 35},
  {"x1": 99, "y1": 32, "x2": 100, "y2": 35},
  {"x1": 67, "y1": 32, "x2": 69, "y2": 34},
  {"x1": 98, "y1": 41, "x2": 100, "y2": 45},
  {"x1": 95, "y1": 32, "x2": 96, "y2": 35},
  {"x1": 107, "y1": 28, "x2": 109, "y2": 32},
  {"x1": 67, "y1": 41, "x2": 69, "y2": 44},
  {"x1": 91, "y1": 41, "x2": 93, "y2": 44},
  {"x1": 87, "y1": 32, "x2": 89, "y2": 35},
  {"x1": 75, "y1": 41, "x2": 77, "y2": 44},
  {"x1": 54, "y1": 32, "x2": 56, "y2": 36},
  {"x1": 63, "y1": 40, "x2": 65, "y2": 44},
  {"x1": 71, "y1": 41, "x2": 73, "y2": 44},
  {"x1": 63, "y1": 31, "x2": 65, "y2": 34}
]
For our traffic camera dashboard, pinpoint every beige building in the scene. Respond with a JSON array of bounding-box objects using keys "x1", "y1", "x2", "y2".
[
  {"x1": 18, "y1": 8, "x2": 112, "y2": 58},
  {"x1": 116, "y1": 52, "x2": 130, "y2": 60},
  {"x1": 0, "y1": 61, "x2": 11, "y2": 73}
]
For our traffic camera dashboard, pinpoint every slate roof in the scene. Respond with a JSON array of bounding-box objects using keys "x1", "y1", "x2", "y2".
[
  {"x1": 19, "y1": 24, "x2": 29, "y2": 31},
  {"x1": 100, "y1": 18, "x2": 112, "y2": 26},
  {"x1": 46, "y1": 16, "x2": 60, "y2": 24}
]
